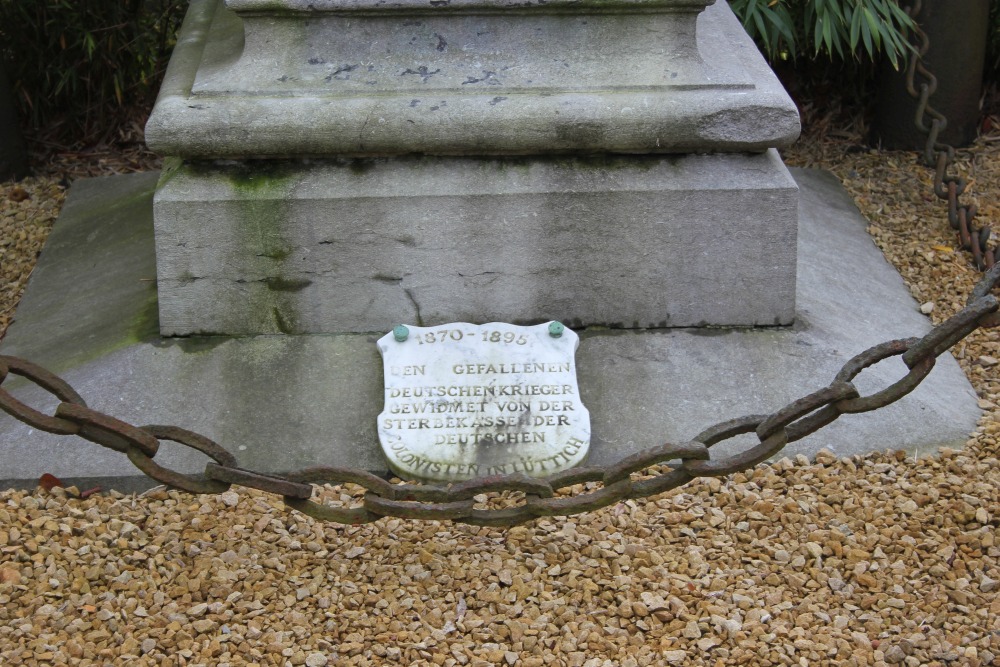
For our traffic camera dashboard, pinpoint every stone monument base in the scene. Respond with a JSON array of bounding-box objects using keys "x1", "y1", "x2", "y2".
[
  {"x1": 146, "y1": 0, "x2": 803, "y2": 336},
  {"x1": 154, "y1": 150, "x2": 798, "y2": 335},
  {"x1": 0, "y1": 169, "x2": 980, "y2": 491}
]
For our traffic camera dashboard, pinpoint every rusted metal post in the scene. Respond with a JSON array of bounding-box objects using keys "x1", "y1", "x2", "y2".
[{"x1": 871, "y1": 0, "x2": 989, "y2": 150}]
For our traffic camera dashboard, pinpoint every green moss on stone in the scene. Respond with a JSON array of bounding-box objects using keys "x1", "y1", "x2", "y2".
[
  {"x1": 219, "y1": 160, "x2": 305, "y2": 335},
  {"x1": 257, "y1": 245, "x2": 293, "y2": 261},
  {"x1": 223, "y1": 160, "x2": 300, "y2": 193},
  {"x1": 272, "y1": 306, "x2": 300, "y2": 334},
  {"x1": 264, "y1": 276, "x2": 312, "y2": 292},
  {"x1": 156, "y1": 157, "x2": 184, "y2": 188},
  {"x1": 128, "y1": 289, "x2": 161, "y2": 343}
]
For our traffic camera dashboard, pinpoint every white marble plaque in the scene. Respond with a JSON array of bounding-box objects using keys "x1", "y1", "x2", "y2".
[{"x1": 377, "y1": 322, "x2": 590, "y2": 482}]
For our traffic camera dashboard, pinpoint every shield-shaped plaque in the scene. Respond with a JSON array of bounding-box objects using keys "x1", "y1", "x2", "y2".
[{"x1": 377, "y1": 322, "x2": 590, "y2": 482}]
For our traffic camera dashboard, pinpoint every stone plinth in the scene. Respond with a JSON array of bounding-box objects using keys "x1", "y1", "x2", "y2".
[
  {"x1": 154, "y1": 151, "x2": 797, "y2": 334},
  {"x1": 146, "y1": 0, "x2": 801, "y2": 335}
]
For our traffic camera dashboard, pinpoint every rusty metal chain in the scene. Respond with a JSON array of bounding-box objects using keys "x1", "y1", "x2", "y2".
[
  {"x1": 2, "y1": 263, "x2": 998, "y2": 527},
  {"x1": 904, "y1": 0, "x2": 995, "y2": 270}
]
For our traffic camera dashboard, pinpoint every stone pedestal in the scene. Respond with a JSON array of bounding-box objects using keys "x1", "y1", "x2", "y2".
[
  {"x1": 146, "y1": 0, "x2": 800, "y2": 335},
  {"x1": 0, "y1": 170, "x2": 982, "y2": 490}
]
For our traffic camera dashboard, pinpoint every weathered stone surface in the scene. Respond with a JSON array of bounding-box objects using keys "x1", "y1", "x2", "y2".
[
  {"x1": 153, "y1": 150, "x2": 799, "y2": 335},
  {"x1": 377, "y1": 322, "x2": 589, "y2": 481},
  {"x1": 0, "y1": 169, "x2": 980, "y2": 490},
  {"x1": 148, "y1": 0, "x2": 801, "y2": 335},
  {"x1": 145, "y1": 0, "x2": 799, "y2": 157}
]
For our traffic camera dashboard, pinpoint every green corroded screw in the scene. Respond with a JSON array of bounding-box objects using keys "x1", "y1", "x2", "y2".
[
  {"x1": 548, "y1": 321, "x2": 565, "y2": 338},
  {"x1": 393, "y1": 325, "x2": 409, "y2": 342}
]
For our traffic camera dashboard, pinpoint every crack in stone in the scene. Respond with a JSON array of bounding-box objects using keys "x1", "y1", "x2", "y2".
[
  {"x1": 403, "y1": 288, "x2": 423, "y2": 326},
  {"x1": 458, "y1": 271, "x2": 499, "y2": 277},
  {"x1": 358, "y1": 108, "x2": 376, "y2": 150}
]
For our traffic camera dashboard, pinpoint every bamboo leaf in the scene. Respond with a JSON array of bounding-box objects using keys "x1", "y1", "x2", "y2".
[
  {"x1": 863, "y1": 6, "x2": 882, "y2": 52},
  {"x1": 752, "y1": 8, "x2": 770, "y2": 50},
  {"x1": 814, "y1": 11, "x2": 825, "y2": 55},
  {"x1": 849, "y1": 5, "x2": 862, "y2": 51},
  {"x1": 885, "y1": 41, "x2": 900, "y2": 70},
  {"x1": 763, "y1": 4, "x2": 796, "y2": 50},
  {"x1": 860, "y1": 11, "x2": 874, "y2": 56},
  {"x1": 822, "y1": 11, "x2": 834, "y2": 56},
  {"x1": 736, "y1": 0, "x2": 757, "y2": 32},
  {"x1": 826, "y1": 0, "x2": 845, "y2": 26},
  {"x1": 803, "y1": 0, "x2": 816, "y2": 30}
]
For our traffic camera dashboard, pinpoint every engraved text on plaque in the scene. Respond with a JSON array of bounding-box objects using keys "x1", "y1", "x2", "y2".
[{"x1": 377, "y1": 322, "x2": 590, "y2": 482}]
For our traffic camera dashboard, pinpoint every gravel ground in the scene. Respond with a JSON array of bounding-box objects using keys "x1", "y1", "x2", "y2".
[
  {"x1": 0, "y1": 125, "x2": 999, "y2": 666},
  {"x1": 0, "y1": 178, "x2": 64, "y2": 337}
]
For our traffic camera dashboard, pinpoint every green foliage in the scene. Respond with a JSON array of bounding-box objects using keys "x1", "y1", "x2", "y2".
[
  {"x1": 0, "y1": 0, "x2": 187, "y2": 145},
  {"x1": 730, "y1": 0, "x2": 916, "y2": 69}
]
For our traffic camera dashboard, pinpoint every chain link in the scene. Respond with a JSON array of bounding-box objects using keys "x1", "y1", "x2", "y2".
[
  {"x1": 0, "y1": 357, "x2": 85, "y2": 434},
  {"x1": 1, "y1": 265, "x2": 998, "y2": 526},
  {"x1": 904, "y1": 0, "x2": 996, "y2": 271}
]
